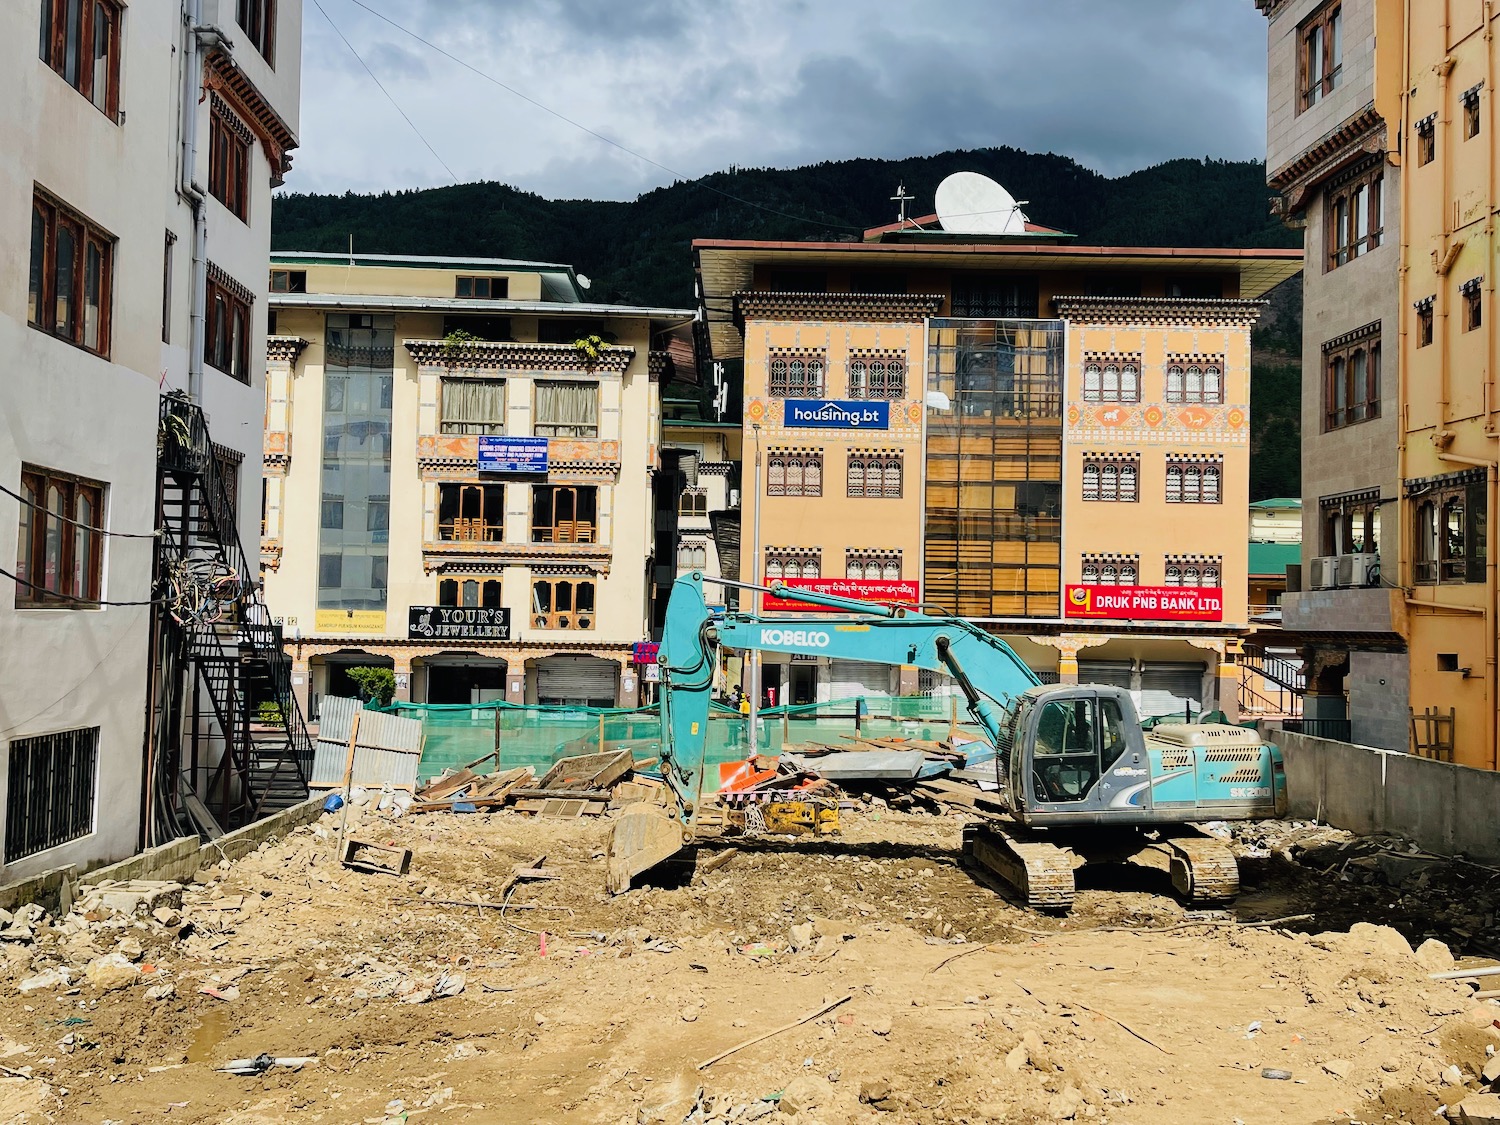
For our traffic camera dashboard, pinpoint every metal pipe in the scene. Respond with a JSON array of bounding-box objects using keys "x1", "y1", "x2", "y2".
[
  {"x1": 1430, "y1": 965, "x2": 1500, "y2": 980},
  {"x1": 1437, "y1": 0, "x2": 1454, "y2": 427},
  {"x1": 746, "y1": 424, "x2": 763, "y2": 757},
  {"x1": 1438, "y1": 452, "x2": 1500, "y2": 769},
  {"x1": 180, "y1": 0, "x2": 207, "y2": 404}
]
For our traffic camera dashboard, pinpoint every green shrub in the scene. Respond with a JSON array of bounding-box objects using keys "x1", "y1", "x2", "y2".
[{"x1": 346, "y1": 666, "x2": 396, "y2": 707}]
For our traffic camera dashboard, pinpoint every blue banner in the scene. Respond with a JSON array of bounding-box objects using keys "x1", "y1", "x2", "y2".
[
  {"x1": 783, "y1": 399, "x2": 890, "y2": 429},
  {"x1": 478, "y1": 436, "x2": 549, "y2": 473}
]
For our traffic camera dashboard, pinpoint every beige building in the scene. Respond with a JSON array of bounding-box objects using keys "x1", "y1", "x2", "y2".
[
  {"x1": 261, "y1": 254, "x2": 695, "y2": 713},
  {"x1": 0, "y1": 2, "x2": 301, "y2": 875},
  {"x1": 696, "y1": 222, "x2": 1300, "y2": 716}
]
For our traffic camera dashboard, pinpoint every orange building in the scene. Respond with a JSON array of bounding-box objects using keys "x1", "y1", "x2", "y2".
[{"x1": 695, "y1": 214, "x2": 1300, "y2": 715}]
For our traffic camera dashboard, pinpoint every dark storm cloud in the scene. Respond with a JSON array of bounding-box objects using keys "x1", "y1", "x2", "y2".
[{"x1": 292, "y1": 0, "x2": 1268, "y2": 199}]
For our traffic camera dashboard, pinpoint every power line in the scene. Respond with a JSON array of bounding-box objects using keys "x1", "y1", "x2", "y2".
[
  {"x1": 312, "y1": 0, "x2": 460, "y2": 184},
  {"x1": 0, "y1": 619, "x2": 142, "y2": 737},
  {"x1": 0, "y1": 481, "x2": 161, "y2": 540},
  {"x1": 341, "y1": 0, "x2": 864, "y2": 233},
  {"x1": 0, "y1": 565, "x2": 163, "y2": 608}
]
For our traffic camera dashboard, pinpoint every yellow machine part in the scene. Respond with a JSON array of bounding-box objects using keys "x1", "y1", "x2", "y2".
[{"x1": 757, "y1": 800, "x2": 840, "y2": 836}]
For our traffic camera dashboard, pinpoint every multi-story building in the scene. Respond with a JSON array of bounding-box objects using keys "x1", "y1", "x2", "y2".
[
  {"x1": 261, "y1": 253, "x2": 695, "y2": 713},
  {"x1": 0, "y1": 1, "x2": 301, "y2": 877},
  {"x1": 1262, "y1": 0, "x2": 1500, "y2": 767},
  {"x1": 1258, "y1": 0, "x2": 1409, "y2": 750},
  {"x1": 694, "y1": 219, "x2": 1301, "y2": 716}
]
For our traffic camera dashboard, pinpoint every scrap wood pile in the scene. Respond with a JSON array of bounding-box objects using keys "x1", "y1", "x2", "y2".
[{"x1": 412, "y1": 749, "x2": 668, "y2": 819}]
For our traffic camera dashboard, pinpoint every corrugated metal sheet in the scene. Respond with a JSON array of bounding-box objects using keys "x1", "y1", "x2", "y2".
[
  {"x1": 312, "y1": 697, "x2": 423, "y2": 791},
  {"x1": 784, "y1": 750, "x2": 928, "y2": 780}
]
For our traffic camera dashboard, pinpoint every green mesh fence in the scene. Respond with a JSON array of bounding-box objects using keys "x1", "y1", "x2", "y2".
[{"x1": 387, "y1": 696, "x2": 988, "y2": 786}]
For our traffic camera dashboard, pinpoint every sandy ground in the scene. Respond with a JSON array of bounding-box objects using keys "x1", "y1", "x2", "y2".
[{"x1": 0, "y1": 805, "x2": 1496, "y2": 1125}]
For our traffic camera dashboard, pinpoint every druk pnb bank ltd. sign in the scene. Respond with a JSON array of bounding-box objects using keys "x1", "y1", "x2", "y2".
[{"x1": 783, "y1": 399, "x2": 890, "y2": 429}]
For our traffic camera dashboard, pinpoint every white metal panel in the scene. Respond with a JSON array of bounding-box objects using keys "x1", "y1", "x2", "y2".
[
  {"x1": 828, "y1": 660, "x2": 893, "y2": 703},
  {"x1": 536, "y1": 657, "x2": 616, "y2": 705}
]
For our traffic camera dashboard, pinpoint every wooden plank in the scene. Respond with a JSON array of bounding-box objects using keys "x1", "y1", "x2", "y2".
[
  {"x1": 509, "y1": 787, "x2": 612, "y2": 801},
  {"x1": 418, "y1": 768, "x2": 480, "y2": 801},
  {"x1": 537, "y1": 750, "x2": 633, "y2": 791}
]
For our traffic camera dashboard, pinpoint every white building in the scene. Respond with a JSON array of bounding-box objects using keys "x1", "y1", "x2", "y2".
[{"x1": 0, "y1": 1, "x2": 301, "y2": 880}]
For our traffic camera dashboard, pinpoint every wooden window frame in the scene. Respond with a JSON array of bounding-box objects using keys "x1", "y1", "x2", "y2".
[
  {"x1": 530, "y1": 577, "x2": 596, "y2": 631},
  {"x1": 437, "y1": 482, "x2": 505, "y2": 542},
  {"x1": 235, "y1": 0, "x2": 276, "y2": 64},
  {"x1": 269, "y1": 269, "x2": 307, "y2": 294},
  {"x1": 204, "y1": 273, "x2": 252, "y2": 383},
  {"x1": 1463, "y1": 279, "x2": 1484, "y2": 333},
  {"x1": 1080, "y1": 555, "x2": 1139, "y2": 586},
  {"x1": 1464, "y1": 85, "x2": 1483, "y2": 141},
  {"x1": 455, "y1": 275, "x2": 508, "y2": 299},
  {"x1": 39, "y1": 0, "x2": 122, "y2": 120},
  {"x1": 439, "y1": 376, "x2": 507, "y2": 436},
  {"x1": 846, "y1": 451, "x2": 901, "y2": 499},
  {"x1": 1323, "y1": 326, "x2": 1381, "y2": 430},
  {"x1": 767, "y1": 354, "x2": 825, "y2": 398},
  {"x1": 676, "y1": 540, "x2": 709, "y2": 572},
  {"x1": 533, "y1": 380, "x2": 599, "y2": 438},
  {"x1": 678, "y1": 487, "x2": 709, "y2": 518},
  {"x1": 437, "y1": 575, "x2": 503, "y2": 609},
  {"x1": 531, "y1": 485, "x2": 597, "y2": 544},
  {"x1": 1080, "y1": 456, "x2": 1139, "y2": 503},
  {"x1": 1326, "y1": 165, "x2": 1384, "y2": 270},
  {"x1": 28, "y1": 188, "x2": 113, "y2": 357},
  {"x1": 1164, "y1": 359, "x2": 1225, "y2": 405},
  {"x1": 1320, "y1": 493, "x2": 1381, "y2": 556},
  {"x1": 1165, "y1": 459, "x2": 1223, "y2": 504},
  {"x1": 1081, "y1": 358, "x2": 1141, "y2": 404},
  {"x1": 767, "y1": 450, "x2": 823, "y2": 498},
  {"x1": 764, "y1": 549, "x2": 821, "y2": 581},
  {"x1": 15, "y1": 465, "x2": 104, "y2": 608},
  {"x1": 846, "y1": 355, "x2": 906, "y2": 400},
  {"x1": 844, "y1": 551, "x2": 902, "y2": 581},
  {"x1": 1416, "y1": 298, "x2": 1435, "y2": 347},
  {"x1": 1297, "y1": 2, "x2": 1342, "y2": 113},
  {"x1": 209, "y1": 107, "x2": 251, "y2": 223},
  {"x1": 1416, "y1": 115, "x2": 1436, "y2": 166},
  {"x1": 1164, "y1": 557, "x2": 1222, "y2": 588},
  {"x1": 1413, "y1": 480, "x2": 1486, "y2": 585}
]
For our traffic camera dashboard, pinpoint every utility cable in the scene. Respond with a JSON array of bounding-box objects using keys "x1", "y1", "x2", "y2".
[
  {"x1": 312, "y1": 0, "x2": 460, "y2": 184},
  {"x1": 342, "y1": 0, "x2": 865, "y2": 233},
  {"x1": 0, "y1": 481, "x2": 162, "y2": 539},
  {"x1": 0, "y1": 564, "x2": 163, "y2": 607}
]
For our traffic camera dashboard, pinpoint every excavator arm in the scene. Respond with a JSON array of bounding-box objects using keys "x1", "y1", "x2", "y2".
[{"x1": 655, "y1": 572, "x2": 1041, "y2": 822}]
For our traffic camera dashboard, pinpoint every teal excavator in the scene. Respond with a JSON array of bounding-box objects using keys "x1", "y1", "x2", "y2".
[{"x1": 607, "y1": 574, "x2": 1286, "y2": 910}]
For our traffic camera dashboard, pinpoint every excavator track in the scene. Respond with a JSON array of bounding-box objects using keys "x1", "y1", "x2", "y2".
[
  {"x1": 1160, "y1": 833, "x2": 1240, "y2": 905},
  {"x1": 963, "y1": 824, "x2": 1076, "y2": 911}
]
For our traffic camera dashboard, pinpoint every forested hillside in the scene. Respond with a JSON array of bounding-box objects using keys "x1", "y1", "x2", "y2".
[{"x1": 272, "y1": 148, "x2": 1303, "y2": 497}]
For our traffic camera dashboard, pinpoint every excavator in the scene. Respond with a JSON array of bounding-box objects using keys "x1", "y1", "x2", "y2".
[{"x1": 607, "y1": 573, "x2": 1287, "y2": 911}]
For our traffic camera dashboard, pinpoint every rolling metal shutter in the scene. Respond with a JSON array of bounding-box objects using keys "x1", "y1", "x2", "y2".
[
  {"x1": 1077, "y1": 661, "x2": 1134, "y2": 690},
  {"x1": 1138, "y1": 662, "x2": 1206, "y2": 719},
  {"x1": 535, "y1": 656, "x2": 617, "y2": 706},
  {"x1": 828, "y1": 661, "x2": 893, "y2": 703}
]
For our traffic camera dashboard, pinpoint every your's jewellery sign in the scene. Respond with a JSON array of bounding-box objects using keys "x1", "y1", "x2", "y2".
[
  {"x1": 783, "y1": 399, "x2": 890, "y2": 429},
  {"x1": 408, "y1": 606, "x2": 512, "y2": 639}
]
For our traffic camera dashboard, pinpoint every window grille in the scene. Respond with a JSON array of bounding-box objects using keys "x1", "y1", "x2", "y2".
[{"x1": 6, "y1": 727, "x2": 97, "y2": 861}]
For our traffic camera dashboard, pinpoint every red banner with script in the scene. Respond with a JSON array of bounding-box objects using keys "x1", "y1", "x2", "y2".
[
  {"x1": 762, "y1": 577, "x2": 921, "y2": 613},
  {"x1": 1065, "y1": 585, "x2": 1223, "y2": 622}
]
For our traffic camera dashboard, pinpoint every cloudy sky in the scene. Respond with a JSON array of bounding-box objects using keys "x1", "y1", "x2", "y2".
[{"x1": 291, "y1": 0, "x2": 1271, "y2": 201}]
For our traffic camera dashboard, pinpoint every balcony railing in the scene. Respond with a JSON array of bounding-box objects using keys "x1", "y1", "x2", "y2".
[{"x1": 1280, "y1": 717, "x2": 1353, "y2": 742}]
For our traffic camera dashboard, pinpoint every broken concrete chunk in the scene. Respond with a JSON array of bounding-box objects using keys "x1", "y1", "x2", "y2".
[
  {"x1": 1320, "y1": 1058, "x2": 1352, "y2": 1079},
  {"x1": 84, "y1": 953, "x2": 140, "y2": 992},
  {"x1": 1416, "y1": 938, "x2": 1457, "y2": 973},
  {"x1": 777, "y1": 1075, "x2": 830, "y2": 1115},
  {"x1": 1347, "y1": 922, "x2": 1414, "y2": 960},
  {"x1": 1445, "y1": 1064, "x2": 1467, "y2": 1086},
  {"x1": 80, "y1": 881, "x2": 184, "y2": 918},
  {"x1": 1483, "y1": 1055, "x2": 1500, "y2": 1085},
  {"x1": 143, "y1": 983, "x2": 175, "y2": 1002},
  {"x1": 17, "y1": 968, "x2": 70, "y2": 993},
  {"x1": 116, "y1": 937, "x2": 144, "y2": 962},
  {"x1": 788, "y1": 923, "x2": 814, "y2": 952},
  {"x1": 1458, "y1": 1092, "x2": 1500, "y2": 1123}
]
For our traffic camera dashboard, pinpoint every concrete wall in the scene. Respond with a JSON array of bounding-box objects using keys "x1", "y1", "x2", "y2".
[
  {"x1": 1270, "y1": 727, "x2": 1500, "y2": 862},
  {"x1": 1266, "y1": 0, "x2": 1380, "y2": 173},
  {"x1": 1348, "y1": 650, "x2": 1410, "y2": 750}
]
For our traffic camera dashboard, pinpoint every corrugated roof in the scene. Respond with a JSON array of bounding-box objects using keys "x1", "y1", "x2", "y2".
[{"x1": 1248, "y1": 541, "x2": 1302, "y2": 576}]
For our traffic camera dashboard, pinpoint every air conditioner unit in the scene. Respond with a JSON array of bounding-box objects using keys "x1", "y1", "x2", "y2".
[
  {"x1": 1308, "y1": 556, "x2": 1338, "y2": 590},
  {"x1": 1336, "y1": 552, "x2": 1380, "y2": 588}
]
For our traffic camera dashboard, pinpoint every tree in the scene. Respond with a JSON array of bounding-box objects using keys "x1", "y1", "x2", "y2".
[{"x1": 346, "y1": 666, "x2": 396, "y2": 707}]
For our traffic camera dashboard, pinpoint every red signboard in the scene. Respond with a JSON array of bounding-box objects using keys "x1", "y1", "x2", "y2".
[
  {"x1": 762, "y1": 577, "x2": 921, "y2": 613},
  {"x1": 1065, "y1": 585, "x2": 1224, "y2": 622}
]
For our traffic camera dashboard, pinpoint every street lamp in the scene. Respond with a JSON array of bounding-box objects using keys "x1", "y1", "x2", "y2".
[{"x1": 747, "y1": 423, "x2": 763, "y2": 757}]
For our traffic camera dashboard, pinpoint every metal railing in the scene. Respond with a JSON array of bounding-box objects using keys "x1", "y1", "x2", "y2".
[{"x1": 1280, "y1": 717, "x2": 1353, "y2": 742}]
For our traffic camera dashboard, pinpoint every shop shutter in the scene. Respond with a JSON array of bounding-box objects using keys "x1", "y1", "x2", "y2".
[
  {"x1": 828, "y1": 660, "x2": 893, "y2": 704},
  {"x1": 536, "y1": 656, "x2": 617, "y2": 707},
  {"x1": 1138, "y1": 662, "x2": 1206, "y2": 719},
  {"x1": 1077, "y1": 661, "x2": 1134, "y2": 690}
]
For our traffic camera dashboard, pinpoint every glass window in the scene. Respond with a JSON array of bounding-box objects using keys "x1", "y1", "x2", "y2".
[
  {"x1": 440, "y1": 377, "x2": 506, "y2": 435},
  {"x1": 1031, "y1": 698, "x2": 1098, "y2": 802},
  {"x1": 534, "y1": 381, "x2": 598, "y2": 438}
]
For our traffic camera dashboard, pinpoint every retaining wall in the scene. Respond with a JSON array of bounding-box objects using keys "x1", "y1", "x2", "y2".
[{"x1": 1266, "y1": 726, "x2": 1500, "y2": 864}]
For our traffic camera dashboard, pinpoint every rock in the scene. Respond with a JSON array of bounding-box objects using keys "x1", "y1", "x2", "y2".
[
  {"x1": 1382, "y1": 1058, "x2": 1402, "y2": 1073},
  {"x1": 116, "y1": 937, "x2": 144, "y2": 962},
  {"x1": 1445, "y1": 1064, "x2": 1467, "y2": 1086},
  {"x1": 680, "y1": 1008, "x2": 698, "y2": 1023},
  {"x1": 1048, "y1": 1086, "x2": 1082, "y2": 1120},
  {"x1": 1417, "y1": 938, "x2": 1457, "y2": 973},
  {"x1": 1348, "y1": 922, "x2": 1413, "y2": 960},
  {"x1": 859, "y1": 1080, "x2": 892, "y2": 1105},
  {"x1": 84, "y1": 953, "x2": 139, "y2": 992},
  {"x1": 1420, "y1": 1058, "x2": 1444, "y2": 1085},
  {"x1": 1321, "y1": 1059, "x2": 1352, "y2": 1079},
  {"x1": 17, "y1": 968, "x2": 69, "y2": 993},
  {"x1": 788, "y1": 923, "x2": 814, "y2": 952},
  {"x1": 778, "y1": 1075, "x2": 829, "y2": 1115},
  {"x1": 1005, "y1": 1044, "x2": 1029, "y2": 1072},
  {"x1": 1458, "y1": 1093, "x2": 1500, "y2": 1123},
  {"x1": 143, "y1": 983, "x2": 175, "y2": 1002},
  {"x1": 977, "y1": 1102, "x2": 1010, "y2": 1121},
  {"x1": 870, "y1": 1016, "x2": 892, "y2": 1037},
  {"x1": 1377, "y1": 853, "x2": 1439, "y2": 887},
  {"x1": 1484, "y1": 1055, "x2": 1500, "y2": 1085},
  {"x1": 81, "y1": 881, "x2": 183, "y2": 918},
  {"x1": 151, "y1": 907, "x2": 182, "y2": 929}
]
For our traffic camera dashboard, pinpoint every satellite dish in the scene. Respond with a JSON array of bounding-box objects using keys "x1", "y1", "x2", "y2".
[
  {"x1": 577, "y1": 274, "x2": 592, "y2": 290},
  {"x1": 934, "y1": 172, "x2": 1029, "y2": 235}
]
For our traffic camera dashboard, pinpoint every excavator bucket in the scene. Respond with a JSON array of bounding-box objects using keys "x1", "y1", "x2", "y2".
[{"x1": 606, "y1": 804, "x2": 687, "y2": 894}]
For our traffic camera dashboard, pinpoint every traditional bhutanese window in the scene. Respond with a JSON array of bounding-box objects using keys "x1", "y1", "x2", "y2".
[
  {"x1": 765, "y1": 548, "x2": 821, "y2": 581},
  {"x1": 767, "y1": 352, "x2": 825, "y2": 397},
  {"x1": 846, "y1": 353, "x2": 906, "y2": 399},
  {"x1": 1081, "y1": 454, "x2": 1139, "y2": 502},
  {"x1": 845, "y1": 549, "x2": 901, "y2": 580},
  {"x1": 767, "y1": 449, "x2": 821, "y2": 497},
  {"x1": 1164, "y1": 356, "x2": 1225, "y2": 405},
  {"x1": 847, "y1": 450, "x2": 902, "y2": 498},
  {"x1": 1080, "y1": 553, "x2": 1139, "y2": 586},
  {"x1": 1165, "y1": 455, "x2": 1223, "y2": 503},
  {"x1": 1164, "y1": 554, "x2": 1222, "y2": 587},
  {"x1": 1080, "y1": 354, "x2": 1141, "y2": 403}
]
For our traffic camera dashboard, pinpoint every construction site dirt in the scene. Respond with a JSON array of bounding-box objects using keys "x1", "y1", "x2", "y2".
[{"x1": 0, "y1": 805, "x2": 1498, "y2": 1125}]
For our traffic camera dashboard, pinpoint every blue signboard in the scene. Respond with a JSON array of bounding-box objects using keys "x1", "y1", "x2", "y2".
[
  {"x1": 782, "y1": 399, "x2": 890, "y2": 429},
  {"x1": 478, "y1": 436, "x2": 549, "y2": 473}
]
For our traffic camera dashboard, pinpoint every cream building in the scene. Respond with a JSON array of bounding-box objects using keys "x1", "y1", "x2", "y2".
[
  {"x1": 261, "y1": 254, "x2": 695, "y2": 713},
  {"x1": 0, "y1": 2, "x2": 300, "y2": 877}
]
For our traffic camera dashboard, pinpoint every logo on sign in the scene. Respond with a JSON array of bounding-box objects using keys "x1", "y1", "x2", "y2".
[
  {"x1": 759, "y1": 628, "x2": 830, "y2": 648},
  {"x1": 782, "y1": 399, "x2": 890, "y2": 430}
]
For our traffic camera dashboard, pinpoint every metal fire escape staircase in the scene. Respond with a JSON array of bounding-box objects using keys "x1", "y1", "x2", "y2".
[
  {"x1": 147, "y1": 395, "x2": 314, "y2": 844},
  {"x1": 1237, "y1": 649, "x2": 1306, "y2": 719}
]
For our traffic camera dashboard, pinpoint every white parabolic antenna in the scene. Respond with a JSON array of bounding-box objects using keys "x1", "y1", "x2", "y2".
[{"x1": 934, "y1": 171, "x2": 1029, "y2": 235}]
